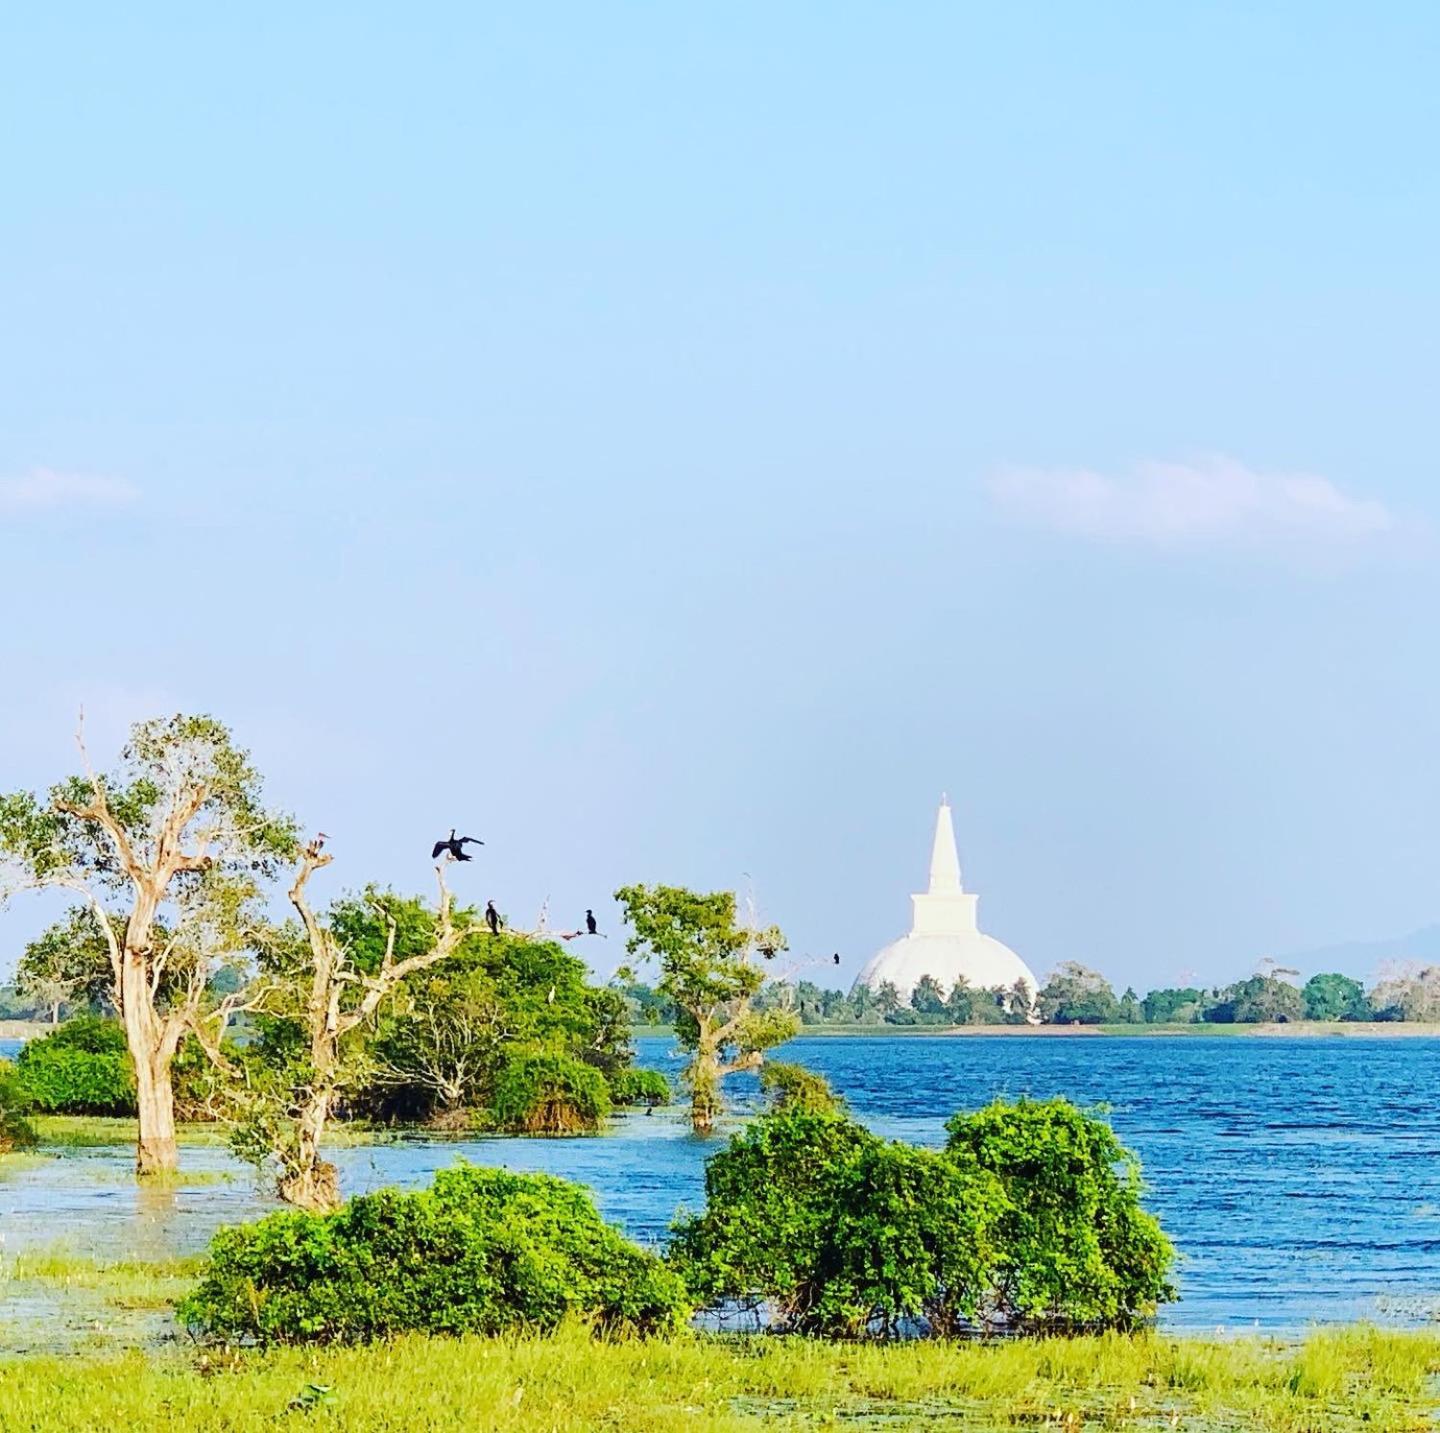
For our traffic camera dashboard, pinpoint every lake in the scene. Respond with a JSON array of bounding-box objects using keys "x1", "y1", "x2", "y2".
[{"x1": 3, "y1": 1033, "x2": 1440, "y2": 1334}]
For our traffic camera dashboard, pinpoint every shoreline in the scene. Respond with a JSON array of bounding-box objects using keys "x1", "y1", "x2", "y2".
[{"x1": 635, "y1": 1020, "x2": 1440, "y2": 1040}]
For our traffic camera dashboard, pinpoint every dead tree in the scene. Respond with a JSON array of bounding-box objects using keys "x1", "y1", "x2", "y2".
[{"x1": 268, "y1": 840, "x2": 470, "y2": 1211}]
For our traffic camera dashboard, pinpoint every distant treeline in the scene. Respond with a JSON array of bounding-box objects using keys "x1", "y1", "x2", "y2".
[{"x1": 613, "y1": 962, "x2": 1440, "y2": 1029}]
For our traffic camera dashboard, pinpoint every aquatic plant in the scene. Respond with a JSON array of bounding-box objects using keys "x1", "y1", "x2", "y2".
[
  {"x1": 945, "y1": 1097, "x2": 1176, "y2": 1330},
  {"x1": 607, "y1": 1067, "x2": 671, "y2": 1107},
  {"x1": 490, "y1": 1049, "x2": 611, "y2": 1133}
]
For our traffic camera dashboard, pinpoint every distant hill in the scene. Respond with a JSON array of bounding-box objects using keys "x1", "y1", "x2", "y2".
[{"x1": 1279, "y1": 925, "x2": 1440, "y2": 982}]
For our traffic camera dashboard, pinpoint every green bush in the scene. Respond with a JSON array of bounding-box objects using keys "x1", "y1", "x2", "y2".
[
  {"x1": 0, "y1": 1060, "x2": 37, "y2": 1152},
  {"x1": 758, "y1": 1061, "x2": 843, "y2": 1113},
  {"x1": 944, "y1": 1098, "x2": 1176, "y2": 1331},
  {"x1": 16, "y1": 1015, "x2": 135, "y2": 1115},
  {"x1": 180, "y1": 1163, "x2": 691, "y2": 1345},
  {"x1": 670, "y1": 1105, "x2": 1003, "y2": 1336},
  {"x1": 608, "y1": 1068, "x2": 671, "y2": 1107},
  {"x1": 674, "y1": 1094, "x2": 1176, "y2": 1338},
  {"x1": 491, "y1": 1050, "x2": 611, "y2": 1133}
]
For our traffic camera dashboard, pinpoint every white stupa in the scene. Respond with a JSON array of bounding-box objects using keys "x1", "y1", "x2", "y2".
[{"x1": 852, "y1": 798, "x2": 1038, "y2": 1006}]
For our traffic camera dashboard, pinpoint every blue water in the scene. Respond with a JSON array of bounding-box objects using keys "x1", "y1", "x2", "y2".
[{"x1": 4, "y1": 1032, "x2": 1440, "y2": 1333}]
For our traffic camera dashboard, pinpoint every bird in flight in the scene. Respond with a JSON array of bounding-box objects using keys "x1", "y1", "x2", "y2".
[{"x1": 432, "y1": 829, "x2": 483, "y2": 862}]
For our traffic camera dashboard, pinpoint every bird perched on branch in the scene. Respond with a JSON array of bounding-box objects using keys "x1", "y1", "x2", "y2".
[
  {"x1": 485, "y1": 900, "x2": 502, "y2": 935},
  {"x1": 305, "y1": 832, "x2": 329, "y2": 859},
  {"x1": 585, "y1": 909, "x2": 598, "y2": 936},
  {"x1": 833, "y1": 952, "x2": 840, "y2": 965},
  {"x1": 432, "y1": 829, "x2": 483, "y2": 862}
]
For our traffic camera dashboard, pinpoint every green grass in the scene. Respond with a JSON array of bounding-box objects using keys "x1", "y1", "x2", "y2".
[
  {"x1": 29, "y1": 1115, "x2": 232, "y2": 1149},
  {"x1": 1, "y1": 1322, "x2": 1439, "y2": 1430},
  {"x1": 2, "y1": 1250, "x2": 203, "y2": 1311},
  {"x1": 28, "y1": 1115, "x2": 411, "y2": 1151}
]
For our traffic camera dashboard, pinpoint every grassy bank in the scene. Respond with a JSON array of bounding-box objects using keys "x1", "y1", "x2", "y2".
[
  {"x1": 2, "y1": 1321, "x2": 1439, "y2": 1431},
  {"x1": 25, "y1": 1115, "x2": 421, "y2": 1150}
]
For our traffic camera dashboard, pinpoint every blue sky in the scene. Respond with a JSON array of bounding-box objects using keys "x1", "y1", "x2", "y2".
[{"x1": 2, "y1": 4, "x2": 1437, "y2": 992}]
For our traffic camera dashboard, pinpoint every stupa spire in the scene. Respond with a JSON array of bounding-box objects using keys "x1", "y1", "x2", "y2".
[{"x1": 928, "y1": 796, "x2": 963, "y2": 895}]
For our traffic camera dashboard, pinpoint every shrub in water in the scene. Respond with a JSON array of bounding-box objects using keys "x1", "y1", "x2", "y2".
[
  {"x1": 608, "y1": 1068, "x2": 670, "y2": 1107},
  {"x1": 180, "y1": 1164, "x2": 690, "y2": 1345},
  {"x1": 758, "y1": 1060, "x2": 844, "y2": 1114},
  {"x1": 491, "y1": 1050, "x2": 610, "y2": 1133},
  {"x1": 0, "y1": 1059, "x2": 37, "y2": 1152},
  {"x1": 16, "y1": 1015, "x2": 135, "y2": 1115},
  {"x1": 944, "y1": 1097, "x2": 1176, "y2": 1330},
  {"x1": 670, "y1": 1105, "x2": 1003, "y2": 1336}
]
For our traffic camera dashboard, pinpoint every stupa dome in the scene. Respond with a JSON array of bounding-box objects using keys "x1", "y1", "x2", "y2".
[{"x1": 852, "y1": 799, "x2": 1038, "y2": 1007}]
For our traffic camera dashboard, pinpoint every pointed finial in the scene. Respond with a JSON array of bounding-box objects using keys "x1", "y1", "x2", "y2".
[{"x1": 927, "y1": 798, "x2": 963, "y2": 894}]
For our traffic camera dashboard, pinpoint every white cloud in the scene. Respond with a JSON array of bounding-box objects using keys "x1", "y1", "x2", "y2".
[
  {"x1": 0, "y1": 468, "x2": 139, "y2": 512},
  {"x1": 987, "y1": 456, "x2": 1401, "y2": 554}
]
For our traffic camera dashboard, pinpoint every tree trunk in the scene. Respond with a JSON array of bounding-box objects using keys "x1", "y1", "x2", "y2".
[
  {"x1": 689, "y1": 1036, "x2": 721, "y2": 1135},
  {"x1": 119, "y1": 897, "x2": 181, "y2": 1176},
  {"x1": 133, "y1": 1044, "x2": 179, "y2": 1175},
  {"x1": 278, "y1": 1086, "x2": 341, "y2": 1213}
]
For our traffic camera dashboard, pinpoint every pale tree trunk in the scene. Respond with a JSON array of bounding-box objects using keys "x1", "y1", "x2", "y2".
[
  {"x1": 688, "y1": 1024, "x2": 721, "y2": 1135},
  {"x1": 133, "y1": 1044, "x2": 178, "y2": 1175},
  {"x1": 119, "y1": 888, "x2": 183, "y2": 1176},
  {"x1": 273, "y1": 847, "x2": 466, "y2": 1212},
  {"x1": 278, "y1": 1085, "x2": 340, "y2": 1213}
]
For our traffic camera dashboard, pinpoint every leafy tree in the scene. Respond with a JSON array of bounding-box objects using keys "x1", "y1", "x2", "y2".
[
  {"x1": 1207, "y1": 974, "x2": 1303, "y2": 1023},
  {"x1": 0, "y1": 714, "x2": 294, "y2": 1173},
  {"x1": 368, "y1": 964, "x2": 510, "y2": 1118},
  {"x1": 365, "y1": 930, "x2": 630, "y2": 1122},
  {"x1": 759, "y1": 1061, "x2": 844, "y2": 1114},
  {"x1": 15, "y1": 1014, "x2": 135, "y2": 1114},
  {"x1": 945, "y1": 1098, "x2": 1176, "y2": 1330},
  {"x1": 849, "y1": 982, "x2": 880, "y2": 1023},
  {"x1": 180, "y1": 1164, "x2": 691, "y2": 1345},
  {"x1": 968, "y1": 985, "x2": 1029, "y2": 1026},
  {"x1": 1037, "y1": 963, "x2": 1119, "y2": 1025},
  {"x1": 670, "y1": 1103, "x2": 1003, "y2": 1337},
  {"x1": 874, "y1": 981, "x2": 902, "y2": 1018},
  {"x1": 0, "y1": 1060, "x2": 37, "y2": 1153},
  {"x1": 1141, "y1": 987, "x2": 1205, "y2": 1024},
  {"x1": 945, "y1": 979, "x2": 975, "y2": 1025},
  {"x1": 911, "y1": 974, "x2": 947, "y2": 1016},
  {"x1": 1117, "y1": 987, "x2": 1143, "y2": 1024},
  {"x1": 1301, "y1": 972, "x2": 1368, "y2": 1022},
  {"x1": 15, "y1": 907, "x2": 114, "y2": 1023},
  {"x1": 220, "y1": 843, "x2": 470, "y2": 1211},
  {"x1": 1368, "y1": 966, "x2": 1440, "y2": 1022},
  {"x1": 614, "y1": 884, "x2": 798, "y2": 1133},
  {"x1": 490, "y1": 1049, "x2": 611, "y2": 1133},
  {"x1": 608, "y1": 1068, "x2": 670, "y2": 1107}
]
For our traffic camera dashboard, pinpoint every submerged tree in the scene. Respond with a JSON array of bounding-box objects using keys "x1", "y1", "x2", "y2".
[
  {"x1": 614, "y1": 884, "x2": 799, "y2": 1133},
  {"x1": 220, "y1": 839, "x2": 471, "y2": 1211},
  {"x1": 0, "y1": 715, "x2": 294, "y2": 1174}
]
